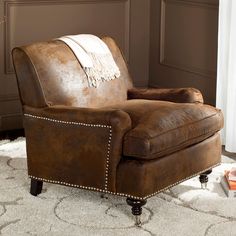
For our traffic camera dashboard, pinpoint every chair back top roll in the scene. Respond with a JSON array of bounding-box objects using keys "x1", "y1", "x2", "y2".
[{"x1": 12, "y1": 37, "x2": 133, "y2": 108}]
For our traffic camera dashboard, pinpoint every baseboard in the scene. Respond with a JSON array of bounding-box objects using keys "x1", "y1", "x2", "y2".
[{"x1": 0, "y1": 113, "x2": 23, "y2": 131}]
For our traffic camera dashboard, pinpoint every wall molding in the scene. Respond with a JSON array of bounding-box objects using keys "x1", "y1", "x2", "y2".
[
  {"x1": 0, "y1": 93, "x2": 19, "y2": 102},
  {"x1": 161, "y1": 0, "x2": 218, "y2": 9},
  {"x1": 159, "y1": 0, "x2": 218, "y2": 78},
  {"x1": 0, "y1": 112, "x2": 22, "y2": 131},
  {"x1": 0, "y1": 112, "x2": 22, "y2": 118},
  {"x1": 4, "y1": 0, "x2": 131, "y2": 74}
]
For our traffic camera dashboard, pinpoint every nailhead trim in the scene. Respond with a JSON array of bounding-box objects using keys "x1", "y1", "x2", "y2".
[
  {"x1": 29, "y1": 163, "x2": 220, "y2": 200},
  {"x1": 28, "y1": 175, "x2": 142, "y2": 200},
  {"x1": 24, "y1": 113, "x2": 112, "y2": 191},
  {"x1": 105, "y1": 128, "x2": 112, "y2": 190},
  {"x1": 24, "y1": 114, "x2": 112, "y2": 129}
]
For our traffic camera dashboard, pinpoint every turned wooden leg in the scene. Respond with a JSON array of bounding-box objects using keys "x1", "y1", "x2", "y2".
[
  {"x1": 199, "y1": 169, "x2": 212, "y2": 189},
  {"x1": 126, "y1": 198, "x2": 147, "y2": 226},
  {"x1": 30, "y1": 179, "x2": 43, "y2": 196}
]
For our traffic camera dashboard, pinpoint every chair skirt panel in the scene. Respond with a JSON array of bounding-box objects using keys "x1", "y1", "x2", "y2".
[
  {"x1": 116, "y1": 133, "x2": 221, "y2": 199},
  {"x1": 23, "y1": 105, "x2": 132, "y2": 193}
]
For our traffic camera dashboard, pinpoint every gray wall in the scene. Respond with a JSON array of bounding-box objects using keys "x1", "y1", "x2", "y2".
[
  {"x1": 0, "y1": 0, "x2": 150, "y2": 131},
  {"x1": 149, "y1": 0, "x2": 219, "y2": 105}
]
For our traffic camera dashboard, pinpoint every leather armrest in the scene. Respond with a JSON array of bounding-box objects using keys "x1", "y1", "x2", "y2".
[
  {"x1": 24, "y1": 105, "x2": 131, "y2": 131},
  {"x1": 128, "y1": 87, "x2": 204, "y2": 103},
  {"x1": 23, "y1": 105, "x2": 132, "y2": 192}
]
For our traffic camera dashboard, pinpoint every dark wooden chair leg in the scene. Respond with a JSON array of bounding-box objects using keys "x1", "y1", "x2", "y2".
[
  {"x1": 30, "y1": 179, "x2": 43, "y2": 196},
  {"x1": 199, "y1": 169, "x2": 212, "y2": 189},
  {"x1": 126, "y1": 198, "x2": 147, "y2": 226}
]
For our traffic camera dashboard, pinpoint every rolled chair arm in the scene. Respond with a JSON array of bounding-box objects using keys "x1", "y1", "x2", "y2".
[
  {"x1": 128, "y1": 87, "x2": 204, "y2": 104},
  {"x1": 23, "y1": 105, "x2": 132, "y2": 193}
]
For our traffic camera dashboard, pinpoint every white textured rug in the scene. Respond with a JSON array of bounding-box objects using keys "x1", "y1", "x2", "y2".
[{"x1": 0, "y1": 138, "x2": 236, "y2": 236}]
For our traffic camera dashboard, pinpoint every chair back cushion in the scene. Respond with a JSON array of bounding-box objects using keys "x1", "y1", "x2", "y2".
[{"x1": 12, "y1": 37, "x2": 133, "y2": 108}]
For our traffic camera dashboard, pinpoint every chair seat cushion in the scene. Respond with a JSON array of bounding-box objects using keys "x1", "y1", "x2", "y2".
[{"x1": 106, "y1": 100, "x2": 223, "y2": 160}]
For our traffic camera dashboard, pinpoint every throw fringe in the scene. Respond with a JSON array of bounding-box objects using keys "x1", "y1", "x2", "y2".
[
  {"x1": 84, "y1": 52, "x2": 120, "y2": 87},
  {"x1": 56, "y1": 34, "x2": 121, "y2": 88}
]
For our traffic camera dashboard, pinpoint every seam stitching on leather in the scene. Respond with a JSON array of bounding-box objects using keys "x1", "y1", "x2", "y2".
[
  {"x1": 128, "y1": 111, "x2": 222, "y2": 141},
  {"x1": 24, "y1": 113, "x2": 112, "y2": 191},
  {"x1": 125, "y1": 132, "x2": 219, "y2": 158},
  {"x1": 29, "y1": 163, "x2": 220, "y2": 200},
  {"x1": 20, "y1": 48, "x2": 48, "y2": 106}
]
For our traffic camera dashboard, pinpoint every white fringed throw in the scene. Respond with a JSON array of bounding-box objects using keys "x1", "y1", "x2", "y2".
[{"x1": 57, "y1": 34, "x2": 120, "y2": 87}]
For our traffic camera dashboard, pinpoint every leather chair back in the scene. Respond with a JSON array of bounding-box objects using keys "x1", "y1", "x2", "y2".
[{"x1": 12, "y1": 37, "x2": 133, "y2": 108}]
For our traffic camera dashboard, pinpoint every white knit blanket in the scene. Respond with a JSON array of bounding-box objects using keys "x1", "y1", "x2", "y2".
[{"x1": 57, "y1": 34, "x2": 120, "y2": 87}]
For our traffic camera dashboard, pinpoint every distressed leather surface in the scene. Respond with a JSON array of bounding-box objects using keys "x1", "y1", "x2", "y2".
[
  {"x1": 12, "y1": 48, "x2": 47, "y2": 108},
  {"x1": 128, "y1": 87, "x2": 204, "y2": 103},
  {"x1": 12, "y1": 37, "x2": 133, "y2": 108},
  {"x1": 23, "y1": 105, "x2": 131, "y2": 192},
  {"x1": 117, "y1": 133, "x2": 221, "y2": 198},
  {"x1": 12, "y1": 36, "x2": 224, "y2": 198},
  {"x1": 105, "y1": 100, "x2": 224, "y2": 159}
]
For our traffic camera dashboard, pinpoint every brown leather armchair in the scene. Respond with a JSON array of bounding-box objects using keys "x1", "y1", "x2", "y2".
[{"x1": 12, "y1": 37, "x2": 223, "y2": 226}]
